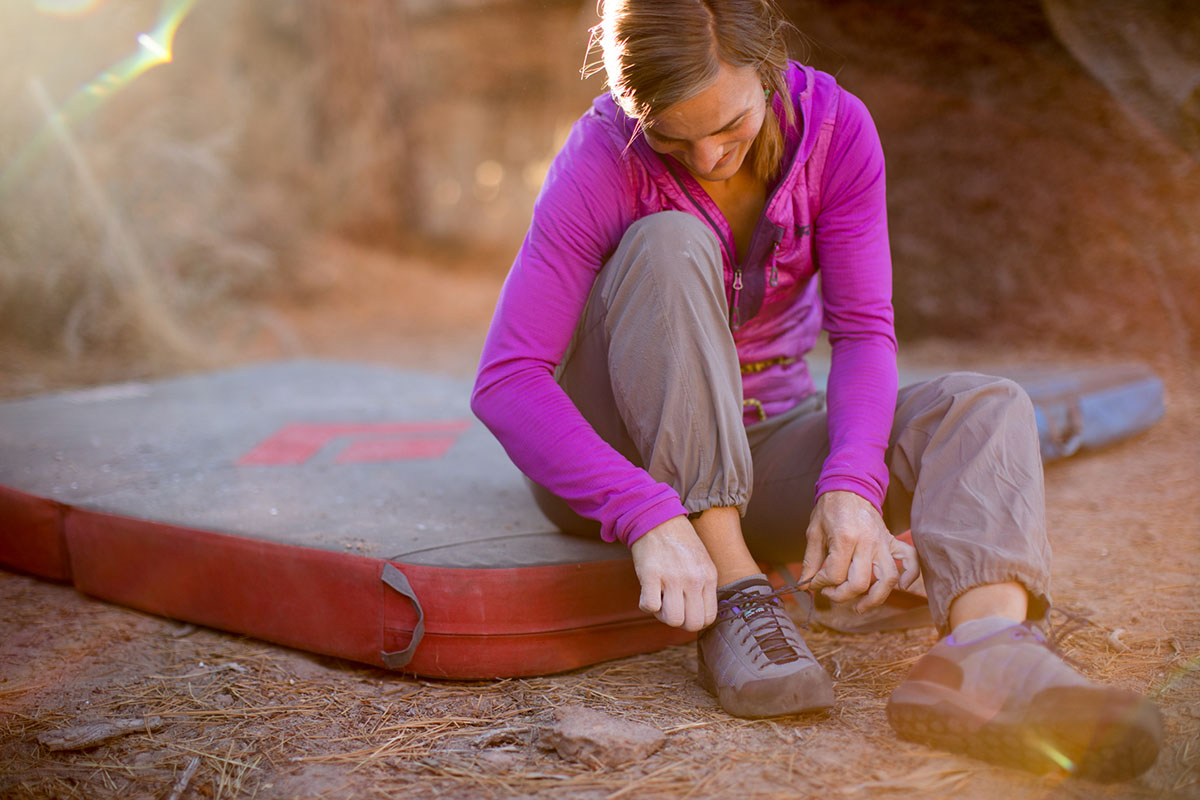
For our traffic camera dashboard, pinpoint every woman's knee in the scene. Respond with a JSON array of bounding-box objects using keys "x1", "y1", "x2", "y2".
[
  {"x1": 626, "y1": 210, "x2": 715, "y2": 249},
  {"x1": 924, "y1": 371, "x2": 1027, "y2": 403},
  {"x1": 923, "y1": 372, "x2": 1037, "y2": 429},
  {"x1": 609, "y1": 211, "x2": 723, "y2": 292},
  {"x1": 897, "y1": 372, "x2": 1038, "y2": 441},
  {"x1": 952, "y1": 372, "x2": 1031, "y2": 407}
]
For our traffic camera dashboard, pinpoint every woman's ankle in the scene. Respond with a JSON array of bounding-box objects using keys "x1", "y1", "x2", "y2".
[{"x1": 690, "y1": 507, "x2": 759, "y2": 586}]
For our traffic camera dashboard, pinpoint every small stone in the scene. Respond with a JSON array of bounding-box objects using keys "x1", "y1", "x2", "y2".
[
  {"x1": 37, "y1": 716, "x2": 165, "y2": 751},
  {"x1": 541, "y1": 705, "x2": 665, "y2": 767}
]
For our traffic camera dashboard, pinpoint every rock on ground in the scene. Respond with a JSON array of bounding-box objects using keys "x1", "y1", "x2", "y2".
[{"x1": 541, "y1": 705, "x2": 666, "y2": 768}]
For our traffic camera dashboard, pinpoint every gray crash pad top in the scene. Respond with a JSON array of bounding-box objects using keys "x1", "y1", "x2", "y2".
[{"x1": 0, "y1": 360, "x2": 625, "y2": 568}]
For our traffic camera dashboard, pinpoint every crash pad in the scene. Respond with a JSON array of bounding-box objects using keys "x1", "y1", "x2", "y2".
[{"x1": 0, "y1": 360, "x2": 1164, "y2": 675}]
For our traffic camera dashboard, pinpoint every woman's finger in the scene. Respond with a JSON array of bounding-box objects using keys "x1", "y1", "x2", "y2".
[
  {"x1": 800, "y1": 520, "x2": 826, "y2": 584},
  {"x1": 637, "y1": 570, "x2": 662, "y2": 615},
  {"x1": 702, "y1": 572, "x2": 717, "y2": 629},
  {"x1": 658, "y1": 584, "x2": 686, "y2": 628},
  {"x1": 682, "y1": 586, "x2": 709, "y2": 632},
  {"x1": 889, "y1": 537, "x2": 921, "y2": 590},
  {"x1": 855, "y1": 544, "x2": 899, "y2": 612},
  {"x1": 821, "y1": 541, "x2": 872, "y2": 601}
]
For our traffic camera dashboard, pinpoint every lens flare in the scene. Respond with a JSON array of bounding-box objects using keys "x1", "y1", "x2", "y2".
[
  {"x1": 1, "y1": 0, "x2": 199, "y2": 195},
  {"x1": 137, "y1": 32, "x2": 171, "y2": 62},
  {"x1": 65, "y1": 0, "x2": 197, "y2": 112},
  {"x1": 34, "y1": 0, "x2": 107, "y2": 18},
  {"x1": 1029, "y1": 734, "x2": 1076, "y2": 773}
]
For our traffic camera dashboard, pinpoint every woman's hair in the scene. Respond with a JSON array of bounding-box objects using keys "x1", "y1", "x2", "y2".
[{"x1": 587, "y1": 0, "x2": 798, "y2": 182}]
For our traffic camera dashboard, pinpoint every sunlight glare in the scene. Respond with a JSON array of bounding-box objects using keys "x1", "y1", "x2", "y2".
[
  {"x1": 0, "y1": 0, "x2": 199, "y2": 195},
  {"x1": 34, "y1": 0, "x2": 107, "y2": 18}
]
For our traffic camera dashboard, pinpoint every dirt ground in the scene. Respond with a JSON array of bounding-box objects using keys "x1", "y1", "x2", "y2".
[{"x1": 1, "y1": 241, "x2": 1198, "y2": 800}]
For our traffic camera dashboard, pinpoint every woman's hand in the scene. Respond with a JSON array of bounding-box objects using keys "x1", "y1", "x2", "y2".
[
  {"x1": 630, "y1": 516, "x2": 718, "y2": 632},
  {"x1": 799, "y1": 490, "x2": 920, "y2": 613}
]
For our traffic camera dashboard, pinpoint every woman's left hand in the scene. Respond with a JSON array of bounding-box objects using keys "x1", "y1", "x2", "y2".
[{"x1": 799, "y1": 490, "x2": 918, "y2": 613}]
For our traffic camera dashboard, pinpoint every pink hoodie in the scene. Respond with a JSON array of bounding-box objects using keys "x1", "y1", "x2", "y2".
[{"x1": 472, "y1": 63, "x2": 898, "y2": 547}]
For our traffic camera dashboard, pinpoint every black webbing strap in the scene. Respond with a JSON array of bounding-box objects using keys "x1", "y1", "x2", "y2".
[{"x1": 380, "y1": 563, "x2": 425, "y2": 669}]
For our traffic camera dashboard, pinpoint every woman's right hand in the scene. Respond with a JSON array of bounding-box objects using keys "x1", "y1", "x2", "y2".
[{"x1": 629, "y1": 516, "x2": 718, "y2": 632}]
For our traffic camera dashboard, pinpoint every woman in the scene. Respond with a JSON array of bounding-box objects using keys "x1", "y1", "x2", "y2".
[{"x1": 472, "y1": 0, "x2": 1160, "y2": 781}]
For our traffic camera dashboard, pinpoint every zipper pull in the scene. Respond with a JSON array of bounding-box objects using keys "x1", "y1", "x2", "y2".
[
  {"x1": 768, "y1": 242, "x2": 780, "y2": 287},
  {"x1": 731, "y1": 268, "x2": 743, "y2": 329}
]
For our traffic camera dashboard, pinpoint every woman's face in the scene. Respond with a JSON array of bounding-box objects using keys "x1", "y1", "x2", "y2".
[{"x1": 642, "y1": 62, "x2": 767, "y2": 183}]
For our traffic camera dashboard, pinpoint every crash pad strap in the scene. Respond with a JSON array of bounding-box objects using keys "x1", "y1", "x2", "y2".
[
  {"x1": 1044, "y1": 401, "x2": 1084, "y2": 459},
  {"x1": 380, "y1": 563, "x2": 425, "y2": 669}
]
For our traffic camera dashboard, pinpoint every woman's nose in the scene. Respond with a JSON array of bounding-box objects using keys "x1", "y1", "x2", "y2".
[{"x1": 689, "y1": 139, "x2": 724, "y2": 173}]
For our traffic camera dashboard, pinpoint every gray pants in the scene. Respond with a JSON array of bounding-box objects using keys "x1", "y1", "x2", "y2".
[{"x1": 530, "y1": 212, "x2": 1051, "y2": 632}]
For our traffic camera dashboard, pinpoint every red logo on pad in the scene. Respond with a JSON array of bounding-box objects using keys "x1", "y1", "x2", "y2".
[{"x1": 237, "y1": 421, "x2": 471, "y2": 466}]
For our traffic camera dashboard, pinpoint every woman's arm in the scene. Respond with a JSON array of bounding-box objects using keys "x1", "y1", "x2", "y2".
[
  {"x1": 799, "y1": 88, "x2": 902, "y2": 610},
  {"x1": 470, "y1": 112, "x2": 689, "y2": 547},
  {"x1": 814, "y1": 88, "x2": 898, "y2": 514}
]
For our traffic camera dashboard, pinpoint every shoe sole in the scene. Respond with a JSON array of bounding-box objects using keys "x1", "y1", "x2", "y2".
[
  {"x1": 698, "y1": 649, "x2": 835, "y2": 719},
  {"x1": 887, "y1": 683, "x2": 1163, "y2": 782}
]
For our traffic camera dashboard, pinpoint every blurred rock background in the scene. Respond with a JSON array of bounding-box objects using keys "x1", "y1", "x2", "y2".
[{"x1": 0, "y1": 0, "x2": 1196, "y2": 389}]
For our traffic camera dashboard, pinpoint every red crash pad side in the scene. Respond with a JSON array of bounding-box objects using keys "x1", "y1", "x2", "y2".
[
  {"x1": 381, "y1": 559, "x2": 663, "y2": 635},
  {"x1": 65, "y1": 509, "x2": 387, "y2": 667},
  {"x1": 394, "y1": 621, "x2": 694, "y2": 680},
  {"x1": 380, "y1": 560, "x2": 694, "y2": 678},
  {"x1": 0, "y1": 485, "x2": 71, "y2": 581},
  {"x1": 62, "y1": 507, "x2": 691, "y2": 678}
]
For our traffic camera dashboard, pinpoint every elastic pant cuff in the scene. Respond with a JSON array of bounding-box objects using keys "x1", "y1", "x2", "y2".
[
  {"x1": 683, "y1": 494, "x2": 750, "y2": 519},
  {"x1": 933, "y1": 568, "x2": 1052, "y2": 636}
]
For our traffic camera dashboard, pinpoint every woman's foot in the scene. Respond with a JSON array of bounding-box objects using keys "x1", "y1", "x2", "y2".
[
  {"x1": 697, "y1": 574, "x2": 834, "y2": 718},
  {"x1": 887, "y1": 617, "x2": 1162, "y2": 782}
]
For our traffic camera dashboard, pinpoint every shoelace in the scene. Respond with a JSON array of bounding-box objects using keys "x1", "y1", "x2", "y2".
[
  {"x1": 715, "y1": 580, "x2": 814, "y2": 664},
  {"x1": 1030, "y1": 606, "x2": 1093, "y2": 669}
]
